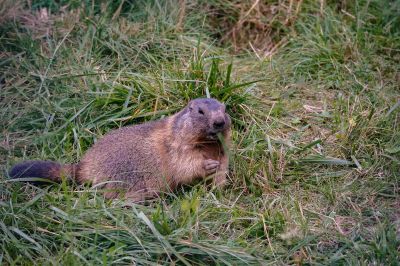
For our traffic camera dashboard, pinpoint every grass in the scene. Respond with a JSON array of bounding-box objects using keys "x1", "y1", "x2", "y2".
[{"x1": 1, "y1": 0, "x2": 399, "y2": 264}]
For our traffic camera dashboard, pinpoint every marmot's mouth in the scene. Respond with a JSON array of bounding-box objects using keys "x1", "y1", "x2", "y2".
[
  {"x1": 207, "y1": 133, "x2": 218, "y2": 140},
  {"x1": 206, "y1": 130, "x2": 225, "y2": 141}
]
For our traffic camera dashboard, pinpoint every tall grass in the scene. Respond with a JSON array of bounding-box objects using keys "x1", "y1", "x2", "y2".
[{"x1": 1, "y1": 0, "x2": 399, "y2": 264}]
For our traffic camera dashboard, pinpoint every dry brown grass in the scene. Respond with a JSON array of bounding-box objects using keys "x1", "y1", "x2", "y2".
[
  {"x1": 1, "y1": 0, "x2": 54, "y2": 38},
  {"x1": 197, "y1": 0, "x2": 303, "y2": 57}
]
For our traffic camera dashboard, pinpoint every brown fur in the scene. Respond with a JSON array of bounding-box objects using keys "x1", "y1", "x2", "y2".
[{"x1": 9, "y1": 98, "x2": 231, "y2": 202}]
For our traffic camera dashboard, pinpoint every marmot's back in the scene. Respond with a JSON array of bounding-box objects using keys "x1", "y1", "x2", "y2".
[
  {"x1": 9, "y1": 98, "x2": 231, "y2": 202},
  {"x1": 77, "y1": 119, "x2": 170, "y2": 197}
]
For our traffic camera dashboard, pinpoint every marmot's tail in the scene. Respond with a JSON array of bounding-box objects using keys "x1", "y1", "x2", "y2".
[{"x1": 9, "y1": 160, "x2": 77, "y2": 182}]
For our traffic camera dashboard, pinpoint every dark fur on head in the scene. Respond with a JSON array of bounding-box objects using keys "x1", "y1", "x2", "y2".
[{"x1": 173, "y1": 98, "x2": 231, "y2": 141}]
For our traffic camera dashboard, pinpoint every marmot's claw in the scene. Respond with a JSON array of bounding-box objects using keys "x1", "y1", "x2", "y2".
[{"x1": 204, "y1": 159, "x2": 220, "y2": 175}]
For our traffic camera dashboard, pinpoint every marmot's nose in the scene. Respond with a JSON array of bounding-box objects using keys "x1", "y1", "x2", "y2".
[{"x1": 213, "y1": 120, "x2": 225, "y2": 129}]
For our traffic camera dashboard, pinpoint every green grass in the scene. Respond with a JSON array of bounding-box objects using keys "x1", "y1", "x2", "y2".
[{"x1": 1, "y1": 0, "x2": 399, "y2": 264}]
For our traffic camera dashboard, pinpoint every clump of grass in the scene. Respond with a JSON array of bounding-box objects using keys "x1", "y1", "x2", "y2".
[
  {"x1": 1, "y1": 0, "x2": 399, "y2": 264},
  {"x1": 192, "y1": 0, "x2": 302, "y2": 54}
]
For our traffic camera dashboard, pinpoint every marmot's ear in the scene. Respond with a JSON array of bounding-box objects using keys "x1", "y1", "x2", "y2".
[
  {"x1": 222, "y1": 104, "x2": 227, "y2": 112},
  {"x1": 188, "y1": 100, "x2": 194, "y2": 111}
]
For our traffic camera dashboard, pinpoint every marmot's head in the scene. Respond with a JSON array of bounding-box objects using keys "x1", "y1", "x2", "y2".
[{"x1": 180, "y1": 98, "x2": 231, "y2": 141}]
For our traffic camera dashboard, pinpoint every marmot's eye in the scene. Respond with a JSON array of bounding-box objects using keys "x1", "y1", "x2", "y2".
[{"x1": 198, "y1": 109, "x2": 204, "y2": 115}]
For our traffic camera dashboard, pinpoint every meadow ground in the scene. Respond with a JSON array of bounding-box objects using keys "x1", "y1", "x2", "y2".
[{"x1": 0, "y1": 0, "x2": 399, "y2": 264}]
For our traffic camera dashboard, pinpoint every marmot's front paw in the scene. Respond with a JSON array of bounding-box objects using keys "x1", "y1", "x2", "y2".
[{"x1": 204, "y1": 159, "x2": 220, "y2": 176}]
